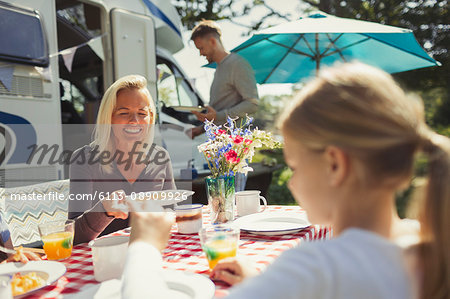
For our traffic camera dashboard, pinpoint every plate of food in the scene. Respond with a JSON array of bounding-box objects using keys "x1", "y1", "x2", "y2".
[
  {"x1": 0, "y1": 261, "x2": 66, "y2": 298},
  {"x1": 125, "y1": 190, "x2": 195, "y2": 207},
  {"x1": 233, "y1": 212, "x2": 310, "y2": 236},
  {"x1": 170, "y1": 106, "x2": 206, "y2": 112}
]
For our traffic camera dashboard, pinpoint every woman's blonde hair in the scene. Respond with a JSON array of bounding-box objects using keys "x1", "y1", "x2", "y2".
[
  {"x1": 279, "y1": 62, "x2": 450, "y2": 299},
  {"x1": 92, "y1": 74, "x2": 156, "y2": 173}
]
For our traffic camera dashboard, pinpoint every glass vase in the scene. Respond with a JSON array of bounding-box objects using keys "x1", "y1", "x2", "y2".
[{"x1": 205, "y1": 176, "x2": 235, "y2": 224}]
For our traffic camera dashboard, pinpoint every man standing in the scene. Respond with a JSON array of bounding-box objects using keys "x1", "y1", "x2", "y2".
[
  {"x1": 189, "y1": 20, "x2": 258, "y2": 191},
  {"x1": 189, "y1": 20, "x2": 259, "y2": 138}
]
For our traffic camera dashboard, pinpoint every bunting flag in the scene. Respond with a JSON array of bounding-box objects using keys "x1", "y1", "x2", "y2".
[
  {"x1": 34, "y1": 66, "x2": 52, "y2": 82},
  {"x1": 54, "y1": 35, "x2": 105, "y2": 73},
  {"x1": 160, "y1": 71, "x2": 172, "y2": 82},
  {"x1": 0, "y1": 35, "x2": 105, "y2": 80},
  {"x1": 60, "y1": 46, "x2": 77, "y2": 73},
  {"x1": 0, "y1": 65, "x2": 14, "y2": 91},
  {"x1": 87, "y1": 36, "x2": 104, "y2": 60}
]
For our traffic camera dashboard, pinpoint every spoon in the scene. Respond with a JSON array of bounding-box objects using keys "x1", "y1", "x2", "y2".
[{"x1": 0, "y1": 245, "x2": 16, "y2": 255}]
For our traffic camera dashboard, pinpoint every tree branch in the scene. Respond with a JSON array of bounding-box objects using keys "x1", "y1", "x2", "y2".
[
  {"x1": 262, "y1": 3, "x2": 291, "y2": 21},
  {"x1": 227, "y1": 19, "x2": 255, "y2": 29},
  {"x1": 302, "y1": 0, "x2": 319, "y2": 8}
]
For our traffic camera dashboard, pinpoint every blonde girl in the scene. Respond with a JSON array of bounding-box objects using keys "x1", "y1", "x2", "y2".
[{"x1": 123, "y1": 63, "x2": 449, "y2": 299}]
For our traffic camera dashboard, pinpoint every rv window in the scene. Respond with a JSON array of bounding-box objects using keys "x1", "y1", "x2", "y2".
[
  {"x1": 157, "y1": 60, "x2": 203, "y2": 126},
  {"x1": 172, "y1": 67, "x2": 201, "y2": 107},
  {"x1": 157, "y1": 63, "x2": 179, "y2": 106},
  {"x1": 0, "y1": 4, "x2": 48, "y2": 66}
]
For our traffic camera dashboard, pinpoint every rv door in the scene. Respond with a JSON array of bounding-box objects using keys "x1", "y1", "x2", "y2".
[{"x1": 110, "y1": 8, "x2": 157, "y2": 101}]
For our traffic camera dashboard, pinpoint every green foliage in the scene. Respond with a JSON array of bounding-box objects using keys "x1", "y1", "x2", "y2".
[
  {"x1": 253, "y1": 94, "x2": 294, "y2": 131},
  {"x1": 395, "y1": 185, "x2": 414, "y2": 219},
  {"x1": 254, "y1": 148, "x2": 296, "y2": 205},
  {"x1": 172, "y1": 0, "x2": 238, "y2": 30},
  {"x1": 417, "y1": 87, "x2": 450, "y2": 129}
]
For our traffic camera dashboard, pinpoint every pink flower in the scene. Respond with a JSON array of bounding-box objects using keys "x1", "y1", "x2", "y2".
[
  {"x1": 217, "y1": 129, "x2": 227, "y2": 135},
  {"x1": 225, "y1": 150, "x2": 237, "y2": 161},
  {"x1": 243, "y1": 147, "x2": 249, "y2": 154},
  {"x1": 234, "y1": 136, "x2": 244, "y2": 144},
  {"x1": 244, "y1": 139, "x2": 252, "y2": 145},
  {"x1": 225, "y1": 150, "x2": 240, "y2": 164}
]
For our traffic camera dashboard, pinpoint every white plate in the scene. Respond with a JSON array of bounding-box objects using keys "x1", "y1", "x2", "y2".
[
  {"x1": 234, "y1": 212, "x2": 310, "y2": 236},
  {"x1": 171, "y1": 106, "x2": 205, "y2": 112},
  {"x1": 0, "y1": 261, "x2": 66, "y2": 298},
  {"x1": 125, "y1": 190, "x2": 194, "y2": 206},
  {"x1": 64, "y1": 270, "x2": 214, "y2": 299},
  {"x1": 163, "y1": 270, "x2": 215, "y2": 299}
]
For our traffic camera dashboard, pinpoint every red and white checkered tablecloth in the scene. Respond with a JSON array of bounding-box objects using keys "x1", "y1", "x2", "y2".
[{"x1": 27, "y1": 206, "x2": 331, "y2": 298}]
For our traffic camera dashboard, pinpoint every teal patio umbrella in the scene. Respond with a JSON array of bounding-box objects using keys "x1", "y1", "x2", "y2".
[{"x1": 221, "y1": 12, "x2": 440, "y2": 84}]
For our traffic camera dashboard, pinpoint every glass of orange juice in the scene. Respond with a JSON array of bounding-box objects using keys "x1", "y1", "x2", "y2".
[
  {"x1": 38, "y1": 219, "x2": 74, "y2": 260},
  {"x1": 199, "y1": 224, "x2": 239, "y2": 270}
]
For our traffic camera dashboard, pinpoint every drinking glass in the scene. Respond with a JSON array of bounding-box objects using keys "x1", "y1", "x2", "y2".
[
  {"x1": 38, "y1": 219, "x2": 74, "y2": 260},
  {"x1": 0, "y1": 275, "x2": 12, "y2": 299},
  {"x1": 174, "y1": 204, "x2": 203, "y2": 234},
  {"x1": 199, "y1": 224, "x2": 239, "y2": 270}
]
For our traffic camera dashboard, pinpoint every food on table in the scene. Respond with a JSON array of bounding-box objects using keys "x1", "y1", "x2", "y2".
[
  {"x1": 10, "y1": 272, "x2": 45, "y2": 296},
  {"x1": 41, "y1": 231, "x2": 74, "y2": 260},
  {"x1": 202, "y1": 238, "x2": 238, "y2": 269},
  {"x1": 10, "y1": 246, "x2": 24, "y2": 262},
  {"x1": 175, "y1": 212, "x2": 202, "y2": 222}
]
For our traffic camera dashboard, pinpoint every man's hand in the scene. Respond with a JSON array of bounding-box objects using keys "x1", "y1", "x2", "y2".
[
  {"x1": 192, "y1": 106, "x2": 217, "y2": 122},
  {"x1": 210, "y1": 257, "x2": 259, "y2": 286},
  {"x1": 185, "y1": 126, "x2": 204, "y2": 139},
  {"x1": 101, "y1": 190, "x2": 129, "y2": 219}
]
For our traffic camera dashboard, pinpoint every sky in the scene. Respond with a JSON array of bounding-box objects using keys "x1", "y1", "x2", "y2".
[{"x1": 173, "y1": 0, "x2": 309, "y2": 103}]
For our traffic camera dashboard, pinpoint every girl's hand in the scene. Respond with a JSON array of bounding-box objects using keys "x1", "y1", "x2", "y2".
[
  {"x1": 210, "y1": 257, "x2": 259, "y2": 285},
  {"x1": 127, "y1": 201, "x2": 174, "y2": 251}
]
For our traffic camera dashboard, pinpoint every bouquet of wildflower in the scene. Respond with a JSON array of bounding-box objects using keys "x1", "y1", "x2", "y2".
[{"x1": 198, "y1": 116, "x2": 280, "y2": 178}]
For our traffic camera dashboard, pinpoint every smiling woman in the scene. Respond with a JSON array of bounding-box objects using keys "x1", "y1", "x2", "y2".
[
  {"x1": 68, "y1": 75, "x2": 176, "y2": 244},
  {"x1": 111, "y1": 88, "x2": 154, "y2": 147}
]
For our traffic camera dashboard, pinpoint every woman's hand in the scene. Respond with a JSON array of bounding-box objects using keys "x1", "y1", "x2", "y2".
[
  {"x1": 210, "y1": 257, "x2": 259, "y2": 286},
  {"x1": 1, "y1": 248, "x2": 42, "y2": 264},
  {"x1": 101, "y1": 190, "x2": 129, "y2": 219},
  {"x1": 127, "y1": 201, "x2": 174, "y2": 251}
]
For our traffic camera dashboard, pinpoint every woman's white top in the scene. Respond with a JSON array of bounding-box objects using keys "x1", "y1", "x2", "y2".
[{"x1": 122, "y1": 228, "x2": 415, "y2": 299}]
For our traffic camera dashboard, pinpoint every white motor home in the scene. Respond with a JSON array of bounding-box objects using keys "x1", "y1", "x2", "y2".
[{"x1": 0, "y1": 0, "x2": 207, "y2": 187}]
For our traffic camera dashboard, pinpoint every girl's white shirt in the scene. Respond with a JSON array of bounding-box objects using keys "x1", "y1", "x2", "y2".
[{"x1": 122, "y1": 225, "x2": 419, "y2": 299}]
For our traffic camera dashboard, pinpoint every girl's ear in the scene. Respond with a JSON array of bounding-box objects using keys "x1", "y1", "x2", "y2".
[{"x1": 324, "y1": 146, "x2": 349, "y2": 187}]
